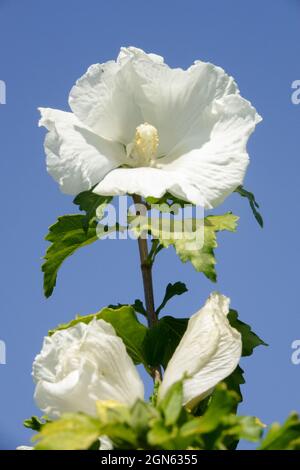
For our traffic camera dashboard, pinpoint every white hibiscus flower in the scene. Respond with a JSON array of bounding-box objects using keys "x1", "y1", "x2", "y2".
[
  {"x1": 33, "y1": 318, "x2": 144, "y2": 419},
  {"x1": 39, "y1": 47, "x2": 261, "y2": 209},
  {"x1": 33, "y1": 292, "x2": 241, "y2": 418}
]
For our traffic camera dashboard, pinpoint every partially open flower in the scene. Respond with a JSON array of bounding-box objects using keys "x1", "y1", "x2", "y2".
[
  {"x1": 158, "y1": 292, "x2": 242, "y2": 408},
  {"x1": 32, "y1": 319, "x2": 144, "y2": 419},
  {"x1": 39, "y1": 47, "x2": 261, "y2": 208}
]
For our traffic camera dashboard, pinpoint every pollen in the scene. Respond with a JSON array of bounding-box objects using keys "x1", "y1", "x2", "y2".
[{"x1": 127, "y1": 123, "x2": 159, "y2": 167}]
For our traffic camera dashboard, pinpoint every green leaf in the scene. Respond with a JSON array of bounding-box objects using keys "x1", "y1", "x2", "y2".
[
  {"x1": 108, "y1": 299, "x2": 146, "y2": 317},
  {"x1": 156, "y1": 282, "x2": 188, "y2": 316},
  {"x1": 147, "y1": 419, "x2": 178, "y2": 448},
  {"x1": 191, "y1": 395, "x2": 212, "y2": 417},
  {"x1": 132, "y1": 299, "x2": 147, "y2": 317},
  {"x1": 199, "y1": 383, "x2": 240, "y2": 434},
  {"x1": 181, "y1": 384, "x2": 263, "y2": 450},
  {"x1": 49, "y1": 305, "x2": 147, "y2": 366},
  {"x1": 34, "y1": 413, "x2": 101, "y2": 450},
  {"x1": 158, "y1": 381, "x2": 184, "y2": 427},
  {"x1": 73, "y1": 190, "x2": 112, "y2": 232},
  {"x1": 146, "y1": 192, "x2": 188, "y2": 210},
  {"x1": 223, "y1": 366, "x2": 245, "y2": 405},
  {"x1": 23, "y1": 416, "x2": 49, "y2": 432},
  {"x1": 96, "y1": 401, "x2": 138, "y2": 448},
  {"x1": 259, "y1": 413, "x2": 300, "y2": 450},
  {"x1": 143, "y1": 316, "x2": 188, "y2": 369},
  {"x1": 42, "y1": 215, "x2": 98, "y2": 298},
  {"x1": 130, "y1": 400, "x2": 159, "y2": 436},
  {"x1": 147, "y1": 239, "x2": 164, "y2": 266},
  {"x1": 228, "y1": 415, "x2": 264, "y2": 442},
  {"x1": 228, "y1": 310, "x2": 267, "y2": 357},
  {"x1": 204, "y1": 213, "x2": 239, "y2": 232},
  {"x1": 224, "y1": 312, "x2": 266, "y2": 410},
  {"x1": 235, "y1": 185, "x2": 263, "y2": 228},
  {"x1": 96, "y1": 400, "x2": 131, "y2": 425},
  {"x1": 131, "y1": 213, "x2": 238, "y2": 282},
  {"x1": 103, "y1": 424, "x2": 138, "y2": 448}
]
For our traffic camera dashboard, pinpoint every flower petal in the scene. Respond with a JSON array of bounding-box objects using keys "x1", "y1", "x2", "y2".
[
  {"x1": 69, "y1": 47, "x2": 163, "y2": 145},
  {"x1": 160, "y1": 94, "x2": 262, "y2": 208},
  {"x1": 69, "y1": 47, "x2": 162, "y2": 144},
  {"x1": 117, "y1": 46, "x2": 164, "y2": 65},
  {"x1": 93, "y1": 166, "x2": 204, "y2": 205},
  {"x1": 33, "y1": 319, "x2": 144, "y2": 419},
  {"x1": 132, "y1": 59, "x2": 239, "y2": 157},
  {"x1": 158, "y1": 292, "x2": 242, "y2": 408},
  {"x1": 39, "y1": 108, "x2": 125, "y2": 195}
]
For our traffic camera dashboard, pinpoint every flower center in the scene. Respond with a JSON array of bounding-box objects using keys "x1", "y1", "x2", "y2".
[{"x1": 126, "y1": 123, "x2": 159, "y2": 167}]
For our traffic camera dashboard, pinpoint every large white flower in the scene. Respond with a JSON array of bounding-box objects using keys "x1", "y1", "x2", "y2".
[
  {"x1": 33, "y1": 293, "x2": 241, "y2": 418},
  {"x1": 33, "y1": 318, "x2": 144, "y2": 419},
  {"x1": 39, "y1": 47, "x2": 261, "y2": 209}
]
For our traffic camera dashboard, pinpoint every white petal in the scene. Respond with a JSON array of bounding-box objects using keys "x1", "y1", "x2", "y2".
[
  {"x1": 93, "y1": 166, "x2": 204, "y2": 205},
  {"x1": 33, "y1": 319, "x2": 144, "y2": 419},
  {"x1": 159, "y1": 292, "x2": 242, "y2": 408},
  {"x1": 39, "y1": 108, "x2": 125, "y2": 195},
  {"x1": 69, "y1": 48, "x2": 164, "y2": 144},
  {"x1": 132, "y1": 59, "x2": 239, "y2": 157},
  {"x1": 160, "y1": 94, "x2": 262, "y2": 208},
  {"x1": 117, "y1": 46, "x2": 164, "y2": 65},
  {"x1": 16, "y1": 446, "x2": 33, "y2": 450},
  {"x1": 68, "y1": 61, "x2": 141, "y2": 144}
]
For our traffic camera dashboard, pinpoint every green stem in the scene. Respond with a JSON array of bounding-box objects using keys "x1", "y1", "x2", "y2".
[
  {"x1": 132, "y1": 195, "x2": 157, "y2": 327},
  {"x1": 132, "y1": 195, "x2": 162, "y2": 383}
]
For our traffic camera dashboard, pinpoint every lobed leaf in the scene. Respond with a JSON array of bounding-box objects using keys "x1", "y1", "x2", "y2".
[
  {"x1": 42, "y1": 215, "x2": 98, "y2": 298},
  {"x1": 228, "y1": 310, "x2": 267, "y2": 357},
  {"x1": 156, "y1": 282, "x2": 188, "y2": 316},
  {"x1": 130, "y1": 213, "x2": 239, "y2": 282},
  {"x1": 73, "y1": 190, "x2": 112, "y2": 232}
]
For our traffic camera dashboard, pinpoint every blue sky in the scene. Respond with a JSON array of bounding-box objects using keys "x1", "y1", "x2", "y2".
[{"x1": 0, "y1": 0, "x2": 300, "y2": 450}]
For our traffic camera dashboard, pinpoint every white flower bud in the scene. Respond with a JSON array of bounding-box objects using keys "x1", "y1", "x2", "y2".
[{"x1": 159, "y1": 292, "x2": 242, "y2": 408}]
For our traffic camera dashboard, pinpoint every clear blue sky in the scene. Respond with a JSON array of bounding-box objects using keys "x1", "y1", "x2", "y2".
[{"x1": 0, "y1": 0, "x2": 299, "y2": 450}]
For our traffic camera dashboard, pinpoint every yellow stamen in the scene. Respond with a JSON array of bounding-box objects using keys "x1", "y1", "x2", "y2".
[{"x1": 127, "y1": 122, "x2": 159, "y2": 166}]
